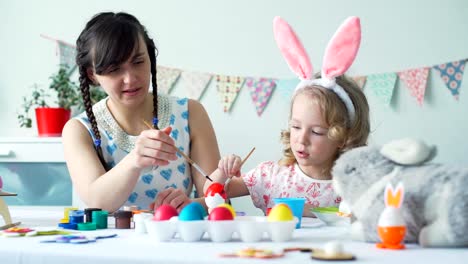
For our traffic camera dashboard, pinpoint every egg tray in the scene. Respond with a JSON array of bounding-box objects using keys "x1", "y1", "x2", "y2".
[{"x1": 142, "y1": 216, "x2": 298, "y2": 243}]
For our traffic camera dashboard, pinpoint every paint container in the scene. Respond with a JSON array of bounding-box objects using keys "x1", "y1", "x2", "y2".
[
  {"x1": 84, "y1": 208, "x2": 102, "y2": 223},
  {"x1": 114, "y1": 210, "x2": 133, "y2": 229},
  {"x1": 92, "y1": 210, "x2": 109, "y2": 229},
  {"x1": 69, "y1": 210, "x2": 85, "y2": 224}
]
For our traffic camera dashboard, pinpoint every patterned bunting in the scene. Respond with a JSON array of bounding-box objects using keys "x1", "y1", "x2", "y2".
[
  {"x1": 215, "y1": 75, "x2": 245, "y2": 112},
  {"x1": 276, "y1": 79, "x2": 300, "y2": 102},
  {"x1": 180, "y1": 71, "x2": 212, "y2": 100},
  {"x1": 398, "y1": 68, "x2": 429, "y2": 106},
  {"x1": 366, "y1": 73, "x2": 397, "y2": 106},
  {"x1": 353, "y1": 76, "x2": 367, "y2": 89},
  {"x1": 57, "y1": 41, "x2": 77, "y2": 73},
  {"x1": 433, "y1": 60, "x2": 466, "y2": 100},
  {"x1": 244, "y1": 77, "x2": 276, "y2": 116},
  {"x1": 157, "y1": 66, "x2": 182, "y2": 94}
]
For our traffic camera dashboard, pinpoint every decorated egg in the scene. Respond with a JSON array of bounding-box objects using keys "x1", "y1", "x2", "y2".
[
  {"x1": 204, "y1": 182, "x2": 227, "y2": 199},
  {"x1": 267, "y1": 203, "x2": 294, "y2": 222},
  {"x1": 208, "y1": 207, "x2": 234, "y2": 221},
  {"x1": 179, "y1": 202, "x2": 205, "y2": 221},
  {"x1": 217, "y1": 203, "x2": 236, "y2": 218},
  {"x1": 153, "y1": 204, "x2": 178, "y2": 221}
]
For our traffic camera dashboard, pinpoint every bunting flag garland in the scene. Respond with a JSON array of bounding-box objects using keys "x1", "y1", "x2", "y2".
[
  {"x1": 244, "y1": 77, "x2": 276, "y2": 116},
  {"x1": 366, "y1": 73, "x2": 398, "y2": 106},
  {"x1": 433, "y1": 60, "x2": 466, "y2": 100},
  {"x1": 57, "y1": 41, "x2": 77, "y2": 73},
  {"x1": 353, "y1": 76, "x2": 367, "y2": 89},
  {"x1": 41, "y1": 34, "x2": 77, "y2": 74},
  {"x1": 180, "y1": 71, "x2": 212, "y2": 100},
  {"x1": 398, "y1": 68, "x2": 430, "y2": 106},
  {"x1": 276, "y1": 79, "x2": 299, "y2": 102},
  {"x1": 157, "y1": 66, "x2": 182, "y2": 94},
  {"x1": 216, "y1": 75, "x2": 245, "y2": 112},
  {"x1": 41, "y1": 34, "x2": 467, "y2": 113}
]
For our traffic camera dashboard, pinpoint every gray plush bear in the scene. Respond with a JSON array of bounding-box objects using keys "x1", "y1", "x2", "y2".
[{"x1": 332, "y1": 138, "x2": 468, "y2": 247}]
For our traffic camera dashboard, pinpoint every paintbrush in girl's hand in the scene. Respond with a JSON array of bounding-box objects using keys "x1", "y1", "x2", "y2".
[
  {"x1": 142, "y1": 120, "x2": 213, "y2": 182},
  {"x1": 224, "y1": 147, "x2": 256, "y2": 192}
]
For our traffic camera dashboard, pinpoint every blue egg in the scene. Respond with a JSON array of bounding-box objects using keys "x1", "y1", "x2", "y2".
[
  {"x1": 178, "y1": 202, "x2": 205, "y2": 221},
  {"x1": 190, "y1": 202, "x2": 208, "y2": 218}
]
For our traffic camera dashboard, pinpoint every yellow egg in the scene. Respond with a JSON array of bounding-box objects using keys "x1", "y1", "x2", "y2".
[
  {"x1": 217, "y1": 203, "x2": 236, "y2": 218},
  {"x1": 267, "y1": 204, "x2": 294, "y2": 221}
]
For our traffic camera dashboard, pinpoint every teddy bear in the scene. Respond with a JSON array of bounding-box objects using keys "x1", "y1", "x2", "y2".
[{"x1": 332, "y1": 138, "x2": 468, "y2": 247}]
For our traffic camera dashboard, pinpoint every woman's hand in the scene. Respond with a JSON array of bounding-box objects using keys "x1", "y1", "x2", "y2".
[
  {"x1": 130, "y1": 126, "x2": 178, "y2": 170},
  {"x1": 151, "y1": 187, "x2": 191, "y2": 213},
  {"x1": 218, "y1": 154, "x2": 242, "y2": 179}
]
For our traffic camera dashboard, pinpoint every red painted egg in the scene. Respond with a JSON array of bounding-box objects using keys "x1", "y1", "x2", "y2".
[
  {"x1": 205, "y1": 182, "x2": 227, "y2": 199},
  {"x1": 153, "y1": 204, "x2": 178, "y2": 221},
  {"x1": 208, "y1": 207, "x2": 234, "y2": 221}
]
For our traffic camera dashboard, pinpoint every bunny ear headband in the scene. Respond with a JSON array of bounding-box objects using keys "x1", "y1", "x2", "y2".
[{"x1": 273, "y1": 16, "x2": 361, "y2": 124}]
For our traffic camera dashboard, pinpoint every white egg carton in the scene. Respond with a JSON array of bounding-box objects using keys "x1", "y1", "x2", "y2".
[{"x1": 141, "y1": 216, "x2": 298, "y2": 243}]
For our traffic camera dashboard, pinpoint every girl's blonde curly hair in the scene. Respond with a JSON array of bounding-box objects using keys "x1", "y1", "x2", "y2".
[{"x1": 279, "y1": 74, "x2": 370, "y2": 176}]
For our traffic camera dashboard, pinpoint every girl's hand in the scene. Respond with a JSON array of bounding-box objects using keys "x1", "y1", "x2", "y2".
[
  {"x1": 130, "y1": 126, "x2": 178, "y2": 169},
  {"x1": 152, "y1": 187, "x2": 191, "y2": 213},
  {"x1": 218, "y1": 154, "x2": 242, "y2": 179}
]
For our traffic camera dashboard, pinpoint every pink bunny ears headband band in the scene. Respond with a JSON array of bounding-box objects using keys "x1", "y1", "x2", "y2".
[{"x1": 273, "y1": 16, "x2": 361, "y2": 124}]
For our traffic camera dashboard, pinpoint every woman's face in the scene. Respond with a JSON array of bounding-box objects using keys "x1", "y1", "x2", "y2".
[
  {"x1": 88, "y1": 35, "x2": 151, "y2": 107},
  {"x1": 289, "y1": 93, "x2": 340, "y2": 172}
]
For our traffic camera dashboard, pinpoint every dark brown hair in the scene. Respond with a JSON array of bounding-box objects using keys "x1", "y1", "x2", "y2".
[{"x1": 76, "y1": 12, "x2": 159, "y2": 168}]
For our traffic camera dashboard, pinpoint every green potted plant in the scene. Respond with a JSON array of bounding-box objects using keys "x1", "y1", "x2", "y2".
[{"x1": 17, "y1": 65, "x2": 106, "y2": 137}]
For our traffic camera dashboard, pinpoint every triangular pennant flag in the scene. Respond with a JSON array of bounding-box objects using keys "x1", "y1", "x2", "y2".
[
  {"x1": 244, "y1": 77, "x2": 276, "y2": 116},
  {"x1": 398, "y1": 68, "x2": 429, "y2": 106},
  {"x1": 276, "y1": 79, "x2": 299, "y2": 102},
  {"x1": 157, "y1": 66, "x2": 181, "y2": 94},
  {"x1": 433, "y1": 60, "x2": 466, "y2": 100},
  {"x1": 353, "y1": 76, "x2": 367, "y2": 89},
  {"x1": 366, "y1": 73, "x2": 397, "y2": 106},
  {"x1": 181, "y1": 71, "x2": 212, "y2": 100},
  {"x1": 215, "y1": 75, "x2": 245, "y2": 112},
  {"x1": 57, "y1": 41, "x2": 77, "y2": 74}
]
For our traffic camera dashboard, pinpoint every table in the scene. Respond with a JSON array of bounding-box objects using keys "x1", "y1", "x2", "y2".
[{"x1": 1, "y1": 206, "x2": 466, "y2": 264}]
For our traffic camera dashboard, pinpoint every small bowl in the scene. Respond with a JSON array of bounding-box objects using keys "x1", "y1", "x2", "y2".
[{"x1": 311, "y1": 207, "x2": 350, "y2": 226}]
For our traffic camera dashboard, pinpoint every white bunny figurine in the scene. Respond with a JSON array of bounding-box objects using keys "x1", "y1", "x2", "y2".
[{"x1": 376, "y1": 182, "x2": 406, "y2": 250}]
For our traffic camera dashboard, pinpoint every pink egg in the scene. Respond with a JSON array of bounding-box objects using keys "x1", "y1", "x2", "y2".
[
  {"x1": 153, "y1": 204, "x2": 178, "y2": 221},
  {"x1": 208, "y1": 207, "x2": 234, "y2": 221}
]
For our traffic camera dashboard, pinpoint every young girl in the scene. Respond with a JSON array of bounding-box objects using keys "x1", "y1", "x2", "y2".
[
  {"x1": 205, "y1": 16, "x2": 370, "y2": 217},
  {"x1": 63, "y1": 12, "x2": 220, "y2": 213}
]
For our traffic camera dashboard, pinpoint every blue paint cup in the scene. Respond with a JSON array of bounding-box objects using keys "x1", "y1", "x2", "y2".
[{"x1": 273, "y1": 197, "x2": 306, "y2": 229}]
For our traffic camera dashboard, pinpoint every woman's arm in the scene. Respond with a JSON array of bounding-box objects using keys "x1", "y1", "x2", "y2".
[
  {"x1": 187, "y1": 100, "x2": 221, "y2": 198},
  {"x1": 62, "y1": 119, "x2": 176, "y2": 212}
]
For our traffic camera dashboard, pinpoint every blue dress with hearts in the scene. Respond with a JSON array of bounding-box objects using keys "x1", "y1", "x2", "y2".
[{"x1": 75, "y1": 94, "x2": 191, "y2": 210}]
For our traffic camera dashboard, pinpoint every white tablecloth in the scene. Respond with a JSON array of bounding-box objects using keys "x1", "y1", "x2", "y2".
[{"x1": 1, "y1": 206, "x2": 467, "y2": 264}]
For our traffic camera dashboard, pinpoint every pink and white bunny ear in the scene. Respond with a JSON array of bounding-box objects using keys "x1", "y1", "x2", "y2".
[
  {"x1": 273, "y1": 16, "x2": 313, "y2": 80},
  {"x1": 322, "y1": 17, "x2": 361, "y2": 79}
]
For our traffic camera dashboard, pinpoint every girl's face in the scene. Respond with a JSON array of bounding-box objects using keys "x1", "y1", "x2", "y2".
[
  {"x1": 88, "y1": 36, "x2": 151, "y2": 107},
  {"x1": 289, "y1": 93, "x2": 341, "y2": 174}
]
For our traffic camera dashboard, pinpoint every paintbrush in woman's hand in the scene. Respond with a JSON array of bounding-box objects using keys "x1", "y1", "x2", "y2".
[{"x1": 142, "y1": 120, "x2": 213, "y2": 182}]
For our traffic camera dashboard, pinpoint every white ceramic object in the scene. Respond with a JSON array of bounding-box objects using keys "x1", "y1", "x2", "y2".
[
  {"x1": 134, "y1": 213, "x2": 153, "y2": 234},
  {"x1": 267, "y1": 217, "x2": 298, "y2": 242},
  {"x1": 313, "y1": 212, "x2": 350, "y2": 226},
  {"x1": 177, "y1": 220, "x2": 206, "y2": 242},
  {"x1": 144, "y1": 216, "x2": 297, "y2": 243},
  {"x1": 145, "y1": 218, "x2": 176, "y2": 242},
  {"x1": 236, "y1": 216, "x2": 267, "y2": 242},
  {"x1": 207, "y1": 221, "x2": 236, "y2": 242}
]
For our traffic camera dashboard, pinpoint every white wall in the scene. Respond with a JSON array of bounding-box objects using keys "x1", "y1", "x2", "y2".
[{"x1": 1, "y1": 0, "x2": 468, "y2": 213}]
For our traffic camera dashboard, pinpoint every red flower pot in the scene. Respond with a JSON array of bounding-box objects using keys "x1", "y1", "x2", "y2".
[{"x1": 35, "y1": 107, "x2": 71, "y2": 137}]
